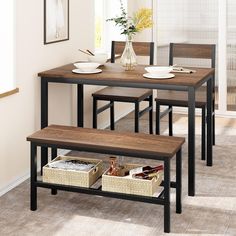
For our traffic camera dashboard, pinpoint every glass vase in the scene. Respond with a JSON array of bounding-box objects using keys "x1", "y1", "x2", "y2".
[{"x1": 120, "y1": 36, "x2": 137, "y2": 71}]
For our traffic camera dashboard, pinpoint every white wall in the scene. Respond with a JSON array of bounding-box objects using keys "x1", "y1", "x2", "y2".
[
  {"x1": 0, "y1": 0, "x2": 132, "y2": 195},
  {"x1": 128, "y1": 0, "x2": 153, "y2": 42}
]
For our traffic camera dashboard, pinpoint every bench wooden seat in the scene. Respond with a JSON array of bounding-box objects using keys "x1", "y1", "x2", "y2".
[
  {"x1": 92, "y1": 87, "x2": 152, "y2": 102},
  {"x1": 27, "y1": 125, "x2": 184, "y2": 159},
  {"x1": 156, "y1": 90, "x2": 208, "y2": 108},
  {"x1": 27, "y1": 125, "x2": 185, "y2": 233}
]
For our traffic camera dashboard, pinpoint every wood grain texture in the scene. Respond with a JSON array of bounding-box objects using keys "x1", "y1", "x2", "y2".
[
  {"x1": 92, "y1": 87, "x2": 152, "y2": 102},
  {"x1": 155, "y1": 89, "x2": 212, "y2": 107},
  {"x1": 27, "y1": 125, "x2": 185, "y2": 159},
  {"x1": 38, "y1": 63, "x2": 214, "y2": 88},
  {"x1": 112, "y1": 41, "x2": 153, "y2": 56},
  {"x1": 171, "y1": 43, "x2": 215, "y2": 59}
]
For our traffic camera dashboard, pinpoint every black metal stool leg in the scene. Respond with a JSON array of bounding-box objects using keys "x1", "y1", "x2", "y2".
[
  {"x1": 135, "y1": 102, "x2": 139, "y2": 133},
  {"x1": 93, "y1": 98, "x2": 98, "y2": 129},
  {"x1": 176, "y1": 149, "x2": 182, "y2": 214},
  {"x1": 149, "y1": 95, "x2": 153, "y2": 134},
  {"x1": 164, "y1": 158, "x2": 171, "y2": 233},
  {"x1": 169, "y1": 106, "x2": 173, "y2": 136},
  {"x1": 51, "y1": 148, "x2": 58, "y2": 195},
  {"x1": 110, "y1": 101, "x2": 115, "y2": 130},
  {"x1": 156, "y1": 103, "x2": 160, "y2": 135},
  {"x1": 201, "y1": 107, "x2": 206, "y2": 161}
]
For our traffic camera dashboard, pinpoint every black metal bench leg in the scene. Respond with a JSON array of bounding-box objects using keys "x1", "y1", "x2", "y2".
[
  {"x1": 149, "y1": 95, "x2": 153, "y2": 134},
  {"x1": 169, "y1": 106, "x2": 173, "y2": 136},
  {"x1": 164, "y1": 158, "x2": 170, "y2": 233},
  {"x1": 201, "y1": 107, "x2": 206, "y2": 161},
  {"x1": 135, "y1": 102, "x2": 139, "y2": 133},
  {"x1": 51, "y1": 148, "x2": 58, "y2": 195},
  {"x1": 176, "y1": 149, "x2": 182, "y2": 214},
  {"x1": 156, "y1": 103, "x2": 160, "y2": 135},
  {"x1": 110, "y1": 101, "x2": 115, "y2": 130},
  {"x1": 30, "y1": 143, "x2": 37, "y2": 211},
  {"x1": 93, "y1": 98, "x2": 98, "y2": 129}
]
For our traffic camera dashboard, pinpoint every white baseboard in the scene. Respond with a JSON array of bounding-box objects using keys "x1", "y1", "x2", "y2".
[{"x1": 0, "y1": 171, "x2": 30, "y2": 197}]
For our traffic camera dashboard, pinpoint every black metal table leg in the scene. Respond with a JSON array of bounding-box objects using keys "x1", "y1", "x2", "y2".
[
  {"x1": 169, "y1": 105, "x2": 173, "y2": 136},
  {"x1": 164, "y1": 158, "x2": 170, "y2": 233},
  {"x1": 201, "y1": 107, "x2": 206, "y2": 161},
  {"x1": 156, "y1": 103, "x2": 160, "y2": 135},
  {"x1": 176, "y1": 149, "x2": 182, "y2": 214},
  {"x1": 30, "y1": 143, "x2": 37, "y2": 211},
  {"x1": 149, "y1": 95, "x2": 153, "y2": 134},
  {"x1": 41, "y1": 79, "x2": 49, "y2": 173},
  {"x1": 134, "y1": 102, "x2": 139, "y2": 133},
  {"x1": 77, "y1": 84, "x2": 84, "y2": 127},
  {"x1": 207, "y1": 76, "x2": 213, "y2": 166},
  {"x1": 110, "y1": 101, "x2": 115, "y2": 130},
  {"x1": 188, "y1": 87, "x2": 196, "y2": 196},
  {"x1": 93, "y1": 97, "x2": 97, "y2": 129}
]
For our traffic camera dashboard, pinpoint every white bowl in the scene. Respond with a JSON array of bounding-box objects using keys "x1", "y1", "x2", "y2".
[
  {"x1": 74, "y1": 62, "x2": 100, "y2": 72},
  {"x1": 87, "y1": 53, "x2": 108, "y2": 65},
  {"x1": 145, "y1": 66, "x2": 173, "y2": 76}
]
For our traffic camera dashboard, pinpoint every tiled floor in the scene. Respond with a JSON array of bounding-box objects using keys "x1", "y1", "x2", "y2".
[{"x1": 0, "y1": 113, "x2": 236, "y2": 235}]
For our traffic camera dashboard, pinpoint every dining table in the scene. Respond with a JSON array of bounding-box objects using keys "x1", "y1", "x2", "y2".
[{"x1": 38, "y1": 63, "x2": 215, "y2": 197}]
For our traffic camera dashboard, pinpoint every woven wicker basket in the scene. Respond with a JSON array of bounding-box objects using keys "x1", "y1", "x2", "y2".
[
  {"x1": 43, "y1": 156, "x2": 103, "y2": 188},
  {"x1": 102, "y1": 163, "x2": 163, "y2": 197}
]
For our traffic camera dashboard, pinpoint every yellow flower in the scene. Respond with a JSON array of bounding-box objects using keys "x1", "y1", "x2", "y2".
[{"x1": 133, "y1": 8, "x2": 153, "y2": 32}]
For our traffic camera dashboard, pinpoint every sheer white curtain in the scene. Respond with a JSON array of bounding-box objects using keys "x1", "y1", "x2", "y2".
[
  {"x1": 0, "y1": 0, "x2": 15, "y2": 94},
  {"x1": 155, "y1": 0, "x2": 218, "y2": 105},
  {"x1": 227, "y1": 0, "x2": 236, "y2": 111}
]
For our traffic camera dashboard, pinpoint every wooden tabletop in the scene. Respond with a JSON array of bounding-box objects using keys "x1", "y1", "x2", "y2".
[
  {"x1": 27, "y1": 125, "x2": 185, "y2": 159},
  {"x1": 38, "y1": 63, "x2": 214, "y2": 88}
]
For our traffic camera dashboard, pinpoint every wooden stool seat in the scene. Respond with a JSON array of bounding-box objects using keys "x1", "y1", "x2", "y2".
[
  {"x1": 93, "y1": 87, "x2": 152, "y2": 102},
  {"x1": 155, "y1": 90, "x2": 209, "y2": 108}
]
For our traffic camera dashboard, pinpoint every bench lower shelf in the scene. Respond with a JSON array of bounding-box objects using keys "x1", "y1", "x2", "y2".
[{"x1": 36, "y1": 180, "x2": 167, "y2": 205}]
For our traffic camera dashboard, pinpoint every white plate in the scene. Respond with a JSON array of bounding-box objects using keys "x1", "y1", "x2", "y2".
[
  {"x1": 72, "y1": 69, "x2": 102, "y2": 74},
  {"x1": 143, "y1": 73, "x2": 175, "y2": 79}
]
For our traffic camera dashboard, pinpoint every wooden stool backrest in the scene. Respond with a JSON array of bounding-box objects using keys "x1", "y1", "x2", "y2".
[{"x1": 169, "y1": 43, "x2": 216, "y2": 68}]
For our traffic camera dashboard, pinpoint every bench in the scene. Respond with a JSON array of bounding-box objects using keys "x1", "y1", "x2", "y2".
[{"x1": 27, "y1": 125, "x2": 185, "y2": 233}]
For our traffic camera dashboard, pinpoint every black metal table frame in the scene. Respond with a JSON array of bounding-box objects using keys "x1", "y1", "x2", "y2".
[
  {"x1": 40, "y1": 73, "x2": 213, "y2": 197},
  {"x1": 30, "y1": 140, "x2": 182, "y2": 233}
]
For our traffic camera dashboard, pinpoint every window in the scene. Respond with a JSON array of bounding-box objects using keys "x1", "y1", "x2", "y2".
[
  {"x1": 95, "y1": 0, "x2": 127, "y2": 53},
  {"x1": 0, "y1": 0, "x2": 16, "y2": 95}
]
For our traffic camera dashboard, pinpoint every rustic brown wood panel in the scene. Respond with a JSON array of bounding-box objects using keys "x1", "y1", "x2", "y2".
[
  {"x1": 155, "y1": 89, "x2": 213, "y2": 107},
  {"x1": 113, "y1": 41, "x2": 152, "y2": 56},
  {"x1": 27, "y1": 125, "x2": 185, "y2": 158},
  {"x1": 38, "y1": 63, "x2": 215, "y2": 88},
  {"x1": 172, "y1": 43, "x2": 214, "y2": 59},
  {"x1": 92, "y1": 87, "x2": 152, "y2": 102}
]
